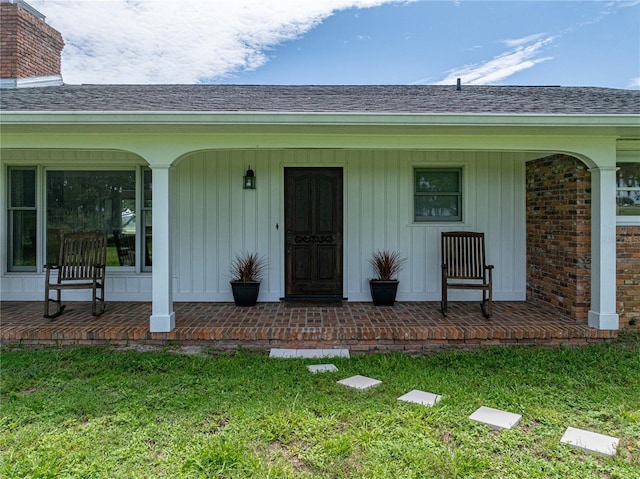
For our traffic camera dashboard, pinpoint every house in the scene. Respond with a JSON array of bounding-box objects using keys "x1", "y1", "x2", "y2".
[{"x1": 1, "y1": 0, "x2": 639, "y2": 333}]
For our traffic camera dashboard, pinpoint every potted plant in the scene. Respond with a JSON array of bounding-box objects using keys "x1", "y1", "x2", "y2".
[
  {"x1": 229, "y1": 252, "x2": 266, "y2": 306},
  {"x1": 369, "y1": 250, "x2": 406, "y2": 306}
]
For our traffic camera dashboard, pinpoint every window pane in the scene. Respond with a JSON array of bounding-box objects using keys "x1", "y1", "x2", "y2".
[
  {"x1": 617, "y1": 163, "x2": 640, "y2": 216},
  {"x1": 142, "y1": 168, "x2": 152, "y2": 269},
  {"x1": 617, "y1": 163, "x2": 640, "y2": 188},
  {"x1": 47, "y1": 171, "x2": 136, "y2": 266},
  {"x1": 113, "y1": 232, "x2": 136, "y2": 266},
  {"x1": 10, "y1": 169, "x2": 36, "y2": 208},
  {"x1": 46, "y1": 228, "x2": 62, "y2": 265},
  {"x1": 415, "y1": 195, "x2": 460, "y2": 219},
  {"x1": 414, "y1": 168, "x2": 462, "y2": 222},
  {"x1": 143, "y1": 168, "x2": 153, "y2": 208},
  {"x1": 144, "y1": 210, "x2": 152, "y2": 268},
  {"x1": 617, "y1": 190, "x2": 640, "y2": 216},
  {"x1": 11, "y1": 210, "x2": 37, "y2": 269},
  {"x1": 416, "y1": 170, "x2": 460, "y2": 193}
]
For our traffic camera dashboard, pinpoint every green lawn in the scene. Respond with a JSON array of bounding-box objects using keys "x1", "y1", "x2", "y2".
[{"x1": 1, "y1": 334, "x2": 639, "y2": 478}]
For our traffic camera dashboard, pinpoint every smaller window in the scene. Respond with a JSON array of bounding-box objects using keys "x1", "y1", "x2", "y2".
[
  {"x1": 8, "y1": 167, "x2": 37, "y2": 271},
  {"x1": 141, "y1": 168, "x2": 152, "y2": 271},
  {"x1": 414, "y1": 168, "x2": 462, "y2": 222},
  {"x1": 616, "y1": 163, "x2": 640, "y2": 217}
]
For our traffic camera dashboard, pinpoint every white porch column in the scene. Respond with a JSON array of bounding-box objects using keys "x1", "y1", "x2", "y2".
[
  {"x1": 149, "y1": 165, "x2": 175, "y2": 332},
  {"x1": 588, "y1": 165, "x2": 619, "y2": 330}
]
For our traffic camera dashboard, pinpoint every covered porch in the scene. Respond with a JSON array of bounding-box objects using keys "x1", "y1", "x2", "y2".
[
  {"x1": 0, "y1": 300, "x2": 617, "y2": 352},
  {"x1": 3, "y1": 86, "x2": 637, "y2": 336}
]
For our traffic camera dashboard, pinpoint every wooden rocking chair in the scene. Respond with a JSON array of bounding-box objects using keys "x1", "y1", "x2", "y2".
[
  {"x1": 441, "y1": 231, "x2": 494, "y2": 318},
  {"x1": 44, "y1": 233, "x2": 107, "y2": 319}
]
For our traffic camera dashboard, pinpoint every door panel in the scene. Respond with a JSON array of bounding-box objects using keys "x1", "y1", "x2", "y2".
[
  {"x1": 285, "y1": 167, "x2": 343, "y2": 298},
  {"x1": 318, "y1": 246, "x2": 336, "y2": 280}
]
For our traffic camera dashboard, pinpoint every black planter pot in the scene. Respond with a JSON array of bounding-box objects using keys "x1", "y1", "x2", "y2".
[
  {"x1": 369, "y1": 280, "x2": 399, "y2": 306},
  {"x1": 230, "y1": 281, "x2": 260, "y2": 306}
]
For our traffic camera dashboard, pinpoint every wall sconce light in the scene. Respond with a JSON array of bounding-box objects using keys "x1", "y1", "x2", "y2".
[{"x1": 243, "y1": 165, "x2": 256, "y2": 189}]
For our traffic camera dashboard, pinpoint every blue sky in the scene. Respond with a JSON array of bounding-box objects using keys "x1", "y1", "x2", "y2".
[
  {"x1": 33, "y1": 0, "x2": 640, "y2": 88},
  {"x1": 228, "y1": 1, "x2": 639, "y2": 88}
]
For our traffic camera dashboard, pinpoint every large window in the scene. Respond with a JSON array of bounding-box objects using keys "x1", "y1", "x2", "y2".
[
  {"x1": 47, "y1": 170, "x2": 136, "y2": 267},
  {"x1": 6, "y1": 167, "x2": 151, "y2": 271},
  {"x1": 616, "y1": 163, "x2": 640, "y2": 218},
  {"x1": 414, "y1": 168, "x2": 462, "y2": 222}
]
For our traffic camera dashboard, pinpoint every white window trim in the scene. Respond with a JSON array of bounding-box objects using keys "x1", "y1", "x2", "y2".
[{"x1": 412, "y1": 166, "x2": 464, "y2": 224}]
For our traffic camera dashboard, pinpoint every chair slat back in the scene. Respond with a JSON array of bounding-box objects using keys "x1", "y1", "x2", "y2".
[
  {"x1": 442, "y1": 231, "x2": 486, "y2": 279},
  {"x1": 58, "y1": 233, "x2": 107, "y2": 281}
]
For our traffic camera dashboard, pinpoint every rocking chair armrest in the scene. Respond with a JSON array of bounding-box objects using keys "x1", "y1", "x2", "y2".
[
  {"x1": 486, "y1": 264, "x2": 494, "y2": 284},
  {"x1": 44, "y1": 263, "x2": 59, "y2": 282}
]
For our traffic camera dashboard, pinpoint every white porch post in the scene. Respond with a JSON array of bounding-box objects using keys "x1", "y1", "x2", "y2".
[
  {"x1": 588, "y1": 165, "x2": 619, "y2": 330},
  {"x1": 149, "y1": 165, "x2": 175, "y2": 332}
]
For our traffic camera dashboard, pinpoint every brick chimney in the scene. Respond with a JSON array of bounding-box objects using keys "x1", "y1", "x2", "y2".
[{"x1": 0, "y1": 0, "x2": 64, "y2": 88}]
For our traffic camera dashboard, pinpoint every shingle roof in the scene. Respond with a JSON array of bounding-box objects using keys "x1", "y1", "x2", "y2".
[{"x1": 1, "y1": 84, "x2": 639, "y2": 114}]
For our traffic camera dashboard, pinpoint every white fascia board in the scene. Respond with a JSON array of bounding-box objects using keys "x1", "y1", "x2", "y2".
[
  {"x1": 1, "y1": 111, "x2": 639, "y2": 129},
  {"x1": 0, "y1": 76, "x2": 63, "y2": 89}
]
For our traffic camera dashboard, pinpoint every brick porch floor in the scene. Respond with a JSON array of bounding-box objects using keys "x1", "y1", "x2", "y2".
[{"x1": 0, "y1": 300, "x2": 617, "y2": 352}]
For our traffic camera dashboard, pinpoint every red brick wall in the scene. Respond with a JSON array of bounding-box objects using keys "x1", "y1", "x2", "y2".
[
  {"x1": 617, "y1": 226, "x2": 640, "y2": 329},
  {"x1": 527, "y1": 155, "x2": 640, "y2": 329},
  {"x1": 526, "y1": 155, "x2": 591, "y2": 320},
  {"x1": 0, "y1": 2, "x2": 64, "y2": 79}
]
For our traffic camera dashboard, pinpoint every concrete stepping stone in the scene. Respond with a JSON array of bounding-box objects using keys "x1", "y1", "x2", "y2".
[
  {"x1": 397, "y1": 389, "x2": 442, "y2": 407},
  {"x1": 269, "y1": 348, "x2": 350, "y2": 359},
  {"x1": 560, "y1": 426, "x2": 619, "y2": 456},
  {"x1": 337, "y1": 375, "x2": 382, "y2": 390},
  {"x1": 469, "y1": 406, "x2": 522, "y2": 430},
  {"x1": 308, "y1": 364, "x2": 338, "y2": 374}
]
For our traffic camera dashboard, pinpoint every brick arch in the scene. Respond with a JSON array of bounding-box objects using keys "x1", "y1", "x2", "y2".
[{"x1": 526, "y1": 154, "x2": 591, "y2": 320}]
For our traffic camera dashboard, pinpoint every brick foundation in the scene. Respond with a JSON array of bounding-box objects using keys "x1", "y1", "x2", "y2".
[
  {"x1": 526, "y1": 155, "x2": 591, "y2": 320},
  {"x1": 0, "y1": 301, "x2": 617, "y2": 351}
]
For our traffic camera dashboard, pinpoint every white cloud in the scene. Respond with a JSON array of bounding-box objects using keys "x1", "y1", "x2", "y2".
[
  {"x1": 435, "y1": 35, "x2": 555, "y2": 86},
  {"x1": 31, "y1": 0, "x2": 405, "y2": 84},
  {"x1": 630, "y1": 77, "x2": 640, "y2": 88},
  {"x1": 502, "y1": 33, "x2": 547, "y2": 48}
]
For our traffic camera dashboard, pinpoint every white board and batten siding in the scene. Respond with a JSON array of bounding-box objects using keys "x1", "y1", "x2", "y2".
[
  {"x1": 172, "y1": 149, "x2": 527, "y2": 302},
  {"x1": 0, "y1": 148, "x2": 525, "y2": 302}
]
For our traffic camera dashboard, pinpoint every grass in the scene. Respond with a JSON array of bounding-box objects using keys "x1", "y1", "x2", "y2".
[{"x1": 1, "y1": 334, "x2": 639, "y2": 478}]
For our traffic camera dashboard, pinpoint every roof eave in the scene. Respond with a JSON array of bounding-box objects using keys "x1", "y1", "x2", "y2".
[{"x1": 2, "y1": 111, "x2": 639, "y2": 128}]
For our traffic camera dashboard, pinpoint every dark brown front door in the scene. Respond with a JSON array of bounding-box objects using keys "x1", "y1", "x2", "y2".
[{"x1": 285, "y1": 167, "x2": 343, "y2": 298}]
